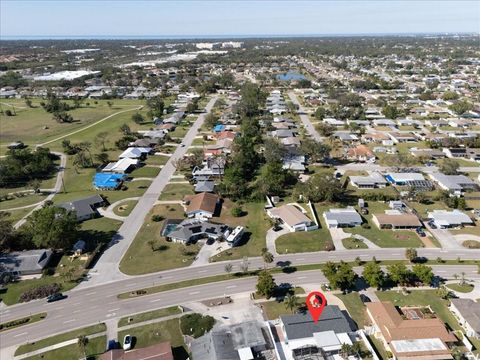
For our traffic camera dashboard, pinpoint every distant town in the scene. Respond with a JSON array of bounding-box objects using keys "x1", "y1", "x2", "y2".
[{"x1": 0, "y1": 34, "x2": 479, "y2": 360}]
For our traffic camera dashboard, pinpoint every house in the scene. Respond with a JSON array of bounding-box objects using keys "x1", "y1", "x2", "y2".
[
  {"x1": 184, "y1": 192, "x2": 220, "y2": 219},
  {"x1": 385, "y1": 173, "x2": 427, "y2": 186},
  {"x1": 442, "y1": 148, "x2": 467, "y2": 158},
  {"x1": 366, "y1": 301, "x2": 456, "y2": 360},
  {"x1": 361, "y1": 133, "x2": 390, "y2": 143},
  {"x1": 346, "y1": 145, "x2": 375, "y2": 162},
  {"x1": 372, "y1": 211, "x2": 422, "y2": 229},
  {"x1": 349, "y1": 172, "x2": 387, "y2": 188},
  {"x1": 427, "y1": 210, "x2": 473, "y2": 228},
  {"x1": 388, "y1": 132, "x2": 417, "y2": 143},
  {"x1": 267, "y1": 204, "x2": 317, "y2": 232},
  {"x1": 99, "y1": 341, "x2": 173, "y2": 360},
  {"x1": 93, "y1": 173, "x2": 126, "y2": 190},
  {"x1": 165, "y1": 219, "x2": 229, "y2": 244},
  {"x1": 282, "y1": 153, "x2": 306, "y2": 173},
  {"x1": 410, "y1": 148, "x2": 445, "y2": 159},
  {"x1": 118, "y1": 147, "x2": 152, "y2": 159},
  {"x1": 271, "y1": 129, "x2": 294, "y2": 138},
  {"x1": 192, "y1": 157, "x2": 225, "y2": 180},
  {"x1": 373, "y1": 119, "x2": 396, "y2": 127},
  {"x1": 323, "y1": 208, "x2": 362, "y2": 228},
  {"x1": 58, "y1": 194, "x2": 105, "y2": 221},
  {"x1": 449, "y1": 299, "x2": 480, "y2": 339},
  {"x1": 102, "y1": 158, "x2": 139, "y2": 174},
  {"x1": 334, "y1": 132, "x2": 358, "y2": 142},
  {"x1": 0, "y1": 249, "x2": 52, "y2": 278},
  {"x1": 467, "y1": 148, "x2": 480, "y2": 162},
  {"x1": 323, "y1": 118, "x2": 345, "y2": 126},
  {"x1": 429, "y1": 173, "x2": 478, "y2": 195},
  {"x1": 129, "y1": 138, "x2": 158, "y2": 148},
  {"x1": 277, "y1": 306, "x2": 355, "y2": 358}
]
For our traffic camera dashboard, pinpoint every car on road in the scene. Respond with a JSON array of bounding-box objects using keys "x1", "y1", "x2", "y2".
[
  {"x1": 180, "y1": 144, "x2": 185, "y2": 147},
  {"x1": 359, "y1": 294, "x2": 371, "y2": 303},
  {"x1": 46, "y1": 293, "x2": 66, "y2": 303},
  {"x1": 123, "y1": 335, "x2": 132, "y2": 350}
]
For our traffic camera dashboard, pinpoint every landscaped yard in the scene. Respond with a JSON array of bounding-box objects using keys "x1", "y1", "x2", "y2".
[
  {"x1": 447, "y1": 282, "x2": 474, "y2": 293},
  {"x1": 211, "y1": 201, "x2": 271, "y2": 261},
  {"x1": 144, "y1": 154, "x2": 170, "y2": 166},
  {"x1": 119, "y1": 204, "x2": 200, "y2": 274},
  {"x1": 15, "y1": 323, "x2": 106, "y2": 355},
  {"x1": 376, "y1": 289, "x2": 480, "y2": 351},
  {"x1": 23, "y1": 336, "x2": 106, "y2": 360},
  {"x1": 342, "y1": 237, "x2": 368, "y2": 249},
  {"x1": 158, "y1": 183, "x2": 194, "y2": 201},
  {"x1": 118, "y1": 306, "x2": 182, "y2": 327},
  {"x1": 118, "y1": 319, "x2": 188, "y2": 360}
]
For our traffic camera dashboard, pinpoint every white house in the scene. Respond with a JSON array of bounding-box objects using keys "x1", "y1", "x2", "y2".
[{"x1": 450, "y1": 299, "x2": 480, "y2": 339}]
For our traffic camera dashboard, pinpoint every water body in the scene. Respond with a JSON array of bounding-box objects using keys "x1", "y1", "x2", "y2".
[{"x1": 276, "y1": 71, "x2": 307, "y2": 81}]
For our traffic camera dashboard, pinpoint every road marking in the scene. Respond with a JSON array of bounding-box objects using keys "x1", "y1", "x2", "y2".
[
  {"x1": 85, "y1": 291, "x2": 96, "y2": 296},
  {"x1": 297, "y1": 276, "x2": 307, "y2": 280},
  {"x1": 73, "y1": 310, "x2": 81, "y2": 314},
  {"x1": 109, "y1": 308, "x2": 120, "y2": 312},
  {"x1": 150, "y1": 299, "x2": 163, "y2": 303},
  {"x1": 162, "y1": 276, "x2": 172, "y2": 280},
  {"x1": 71, "y1": 302, "x2": 80, "y2": 306},
  {"x1": 297, "y1": 258, "x2": 305, "y2": 261},
  {"x1": 14, "y1": 332, "x2": 28, "y2": 338},
  {"x1": 198, "y1": 270, "x2": 207, "y2": 273},
  {"x1": 189, "y1": 291, "x2": 200, "y2": 295},
  {"x1": 226, "y1": 285, "x2": 237, "y2": 289},
  {"x1": 63, "y1": 319, "x2": 76, "y2": 324}
]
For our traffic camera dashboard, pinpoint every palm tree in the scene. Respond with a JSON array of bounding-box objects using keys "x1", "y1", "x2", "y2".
[
  {"x1": 77, "y1": 335, "x2": 89, "y2": 360},
  {"x1": 261, "y1": 248, "x2": 274, "y2": 269},
  {"x1": 340, "y1": 343, "x2": 352, "y2": 359},
  {"x1": 453, "y1": 273, "x2": 459, "y2": 281},
  {"x1": 284, "y1": 293, "x2": 298, "y2": 314},
  {"x1": 460, "y1": 272, "x2": 466, "y2": 285},
  {"x1": 224, "y1": 263, "x2": 233, "y2": 274}
]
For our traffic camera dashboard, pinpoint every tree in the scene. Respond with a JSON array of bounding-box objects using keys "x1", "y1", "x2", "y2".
[
  {"x1": 295, "y1": 173, "x2": 345, "y2": 202},
  {"x1": 119, "y1": 124, "x2": 131, "y2": 135},
  {"x1": 204, "y1": 113, "x2": 219, "y2": 129},
  {"x1": 436, "y1": 286, "x2": 451, "y2": 300},
  {"x1": 224, "y1": 263, "x2": 233, "y2": 274},
  {"x1": 263, "y1": 138, "x2": 286, "y2": 164},
  {"x1": 341, "y1": 343, "x2": 353, "y2": 359},
  {"x1": 256, "y1": 270, "x2": 277, "y2": 299},
  {"x1": 362, "y1": 261, "x2": 385, "y2": 289},
  {"x1": 316, "y1": 123, "x2": 336, "y2": 137},
  {"x1": 442, "y1": 91, "x2": 459, "y2": 101},
  {"x1": 284, "y1": 293, "x2": 298, "y2": 313},
  {"x1": 412, "y1": 264, "x2": 434, "y2": 285},
  {"x1": 382, "y1": 104, "x2": 399, "y2": 119},
  {"x1": 314, "y1": 106, "x2": 326, "y2": 121},
  {"x1": 387, "y1": 263, "x2": 411, "y2": 286},
  {"x1": 0, "y1": 71, "x2": 27, "y2": 88},
  {"x1": 256, "y1": 161, "x2": 288, "y2": 197},
  {"x1": 25, "y1": 98, "x2": 33, "y2": 108},
  {"x1": 94, "y1": 152, "x2": 109, "y2": 165},
  {"x1": 146, "y1": 96, "x2": 165, "y2": 118},
  {"x1": 439, "y1": 158, "x2": 459, "y2": 175},
  {"x1": 449, "y1": 100, "x2": 473, "y2": 115},
  {"x1": 29, "y1": 179, "x2": 41, "y2": 193},
  {"x1": 77, "y1": 336, "x2": 89, "y2": 360},
  {"x1": 131, "y1": 112, "x2": 145, "y2": 124},
  {"x1": 24, "y1": 205, "x2": 78, "y2": 250},
  {"x1": 237, "y1": 82, "x2": 266, "y2": 117},
  {"x1": 186, "y1": 100, "x2": 198, "y2": 113},
  {"x1": 299, "y1": 138, "x2": 331, "y2": 163},
  {"x1": 405, "y1": 248, "x2": 418, "y2": 263},
  {"x1": 261, "y1": 248, "x2": 274, "y2": 269},
  {"x1": 94, "y1": 131, "x2": 109, "y2": 151},
  {"x1": 322, "y1": 261, "x2": 357, "y2": 291},
  {"x1": 0, "y1": 212, "x2": 15, "y2": 251},
  {"x1": 107, "y1": 101, "x2": 113, "y2": 108}
]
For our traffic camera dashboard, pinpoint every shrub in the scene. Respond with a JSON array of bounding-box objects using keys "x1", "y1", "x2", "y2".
[
  {"x1": 19, "y1": 283, "x2": 61, "y2": 303},
  {"x1": 180, "y1": 313, "x2": 215, "y2": 338},
  {"x1": 361, "y1": 223, "x2": 371, "y2": 229},
  {"x1": 231, "y1": 206, "x2": 243, "y2": 217},
  {"x1": 151, "y1": 215, "x2": 164, "y2": 222}
]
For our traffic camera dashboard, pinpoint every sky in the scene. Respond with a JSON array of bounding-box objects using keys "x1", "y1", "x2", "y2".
[{"x1": 1, "y1": 0, "x2": 479, "y2": 38}]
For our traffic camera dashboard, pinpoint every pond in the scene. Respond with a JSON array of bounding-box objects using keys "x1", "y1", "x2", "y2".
[{"x1": 276, "y1": 71, "x2": 307, "y2": 81}]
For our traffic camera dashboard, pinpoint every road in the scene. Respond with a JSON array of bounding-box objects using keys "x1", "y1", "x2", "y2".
[
  {"x1": 83, "y1": 96, "x2": 218, "y2": 286},
  {"x1": 11, "y1": 152, "x2": 67, "y2": 229},
  {"x1": 1, "y1": 263, "x2": 479, "y2": 350},
  {"x1": 287, "y1": 91, "x2": 323, "y2": 142}
]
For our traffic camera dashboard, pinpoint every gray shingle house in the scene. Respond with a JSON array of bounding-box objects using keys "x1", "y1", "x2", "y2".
[{"x1": 58, "y1": 195, "x2": 105, "y2": 221}]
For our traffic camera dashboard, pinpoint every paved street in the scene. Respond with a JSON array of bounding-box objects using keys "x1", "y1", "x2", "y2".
[
  {"x1": 1, "y1": 264, "x2": 480, "y2": 352},
  {"x1": 287, "y1": 91, "x2": 323, "y2": 142},
  {"x1": 81, "y1": 96, "x2": 218, "y2": 287}
]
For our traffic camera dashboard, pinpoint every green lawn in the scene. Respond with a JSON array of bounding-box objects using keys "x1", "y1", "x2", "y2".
[
  {"x1": 158, "y1": 183, "x2": 194, "y2": 201},
  {"x1": 336, "y1": 293, "x2": 367, "y2": 328},
  {"x1": 118, "y1": 306, "x2": 182, "y2": 327},
  {"x1": 113, "y1": 200, "x2": 138, "y2": 217},
  {"x1": 447, "y1": 283, "x2": 475, "y2": 293},
  {"x1": 3, "y1": 207, "x2": 33, "y2": 224},
  {"x1": 119, "y1": 204, "x2": 200, "y2": 275},
  {"x1": 0, "y1": 312, "x2": 46, "y2": 333},
  {"x1": 343, "y1": 237, "x2": 369, "y2": 249},
  {"x1": 22, "y1": 336, "x2": 106, "y2": 360},
  {"x1": 0, "y1": 193, "x2": 47, "y2": 210},
  {"x1": 462, "y1": 240, "x2": 480, "y2": 249},
  {"x1": 15, "y1": 323, "x2": 106, "y2": 355},
  {"x1": 376, "y1": 289, "x2": 480, "y2": 351},
  {"x1": 211, "y1": 201, "x2": 271, "y2": 261},
  {"x1": 129, "y1": 166, "x2": 161, "y2": 178},
  {"x1": 144, "y1": 154, "x2": 170, "y2": 166},
  {"x1": 118, "y1": 319, "x2": 188, "y2": 360},
  {"x1": 260, "y1": 293, "x2": 307, "y2": 320}
]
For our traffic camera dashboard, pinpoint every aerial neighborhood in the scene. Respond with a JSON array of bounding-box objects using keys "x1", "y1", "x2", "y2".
[{"x1": 0, "y1": 26, "x2": 480, "y2": 360}]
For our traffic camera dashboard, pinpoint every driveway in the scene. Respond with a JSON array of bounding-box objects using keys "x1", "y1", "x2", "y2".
[
  {"x1": 328, "y1": 227, "x2": 348, "y2": 250},
  {"x1": 426, "y1": 225, "x2": 463, "y2": 250},
  {"x1": 191, "y1": 240, "x2": 231, "y2": 267},
  {"x1": 266, "y1": 227, "x2": 290, "y2": 256}
]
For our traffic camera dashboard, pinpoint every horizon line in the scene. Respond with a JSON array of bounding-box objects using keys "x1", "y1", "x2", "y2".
[{"x1": 1, "y1": 32, "x2": 479, "y2": 41}]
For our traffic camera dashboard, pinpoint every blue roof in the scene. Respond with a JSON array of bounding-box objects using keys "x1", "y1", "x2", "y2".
[
  {"x1": 213, "y1": 124, "x2": 225, "y2": 132},
  {"x1": 93, "y1": 173, "x2": 125, "y2": 189}
]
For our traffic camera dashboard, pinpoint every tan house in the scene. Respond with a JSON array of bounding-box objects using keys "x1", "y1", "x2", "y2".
[
  {"x1": 366, "y1": 302, "x2": 456, "y2": 360},
  {"x1": 184, "y1": 192, "x2": 220, "y2": 219},
  {"x1": 372, "y1": 213, "x2": 422, "y2": 229},
  {"x1": 346, "y1": 145, "x2": 375, "y2": 162},
  {"x1": 267, "y1": 204, "x2": 317, "y2": 232}
]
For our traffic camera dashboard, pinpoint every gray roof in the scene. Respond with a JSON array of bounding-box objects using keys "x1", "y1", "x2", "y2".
[
  {"x1": 195, "y1": 180, "x2": 215, "y2": 193},
  {"x1": 451, "y1": 299, "x2": 480, "y2": 333},
  {"x1": 280, "y1": 305, "x2": 354, "y2": 340},
  {"x1": 324, "y1": 208, "x2": 362, "y2": 225},
  {"x1": 350, "y1": 173, "x2": 387, "y2": 185},
  {"x1": 430, "y1": 173, "x2": 477, "y2": 191},
  {"x1": 0, "y1": 249, "x2": 52, "y2": 275},
  {"x1": 230, "y1": 321, "x2": 266, "y2": 349},
  {"x1": 58, "y1": 195, "x2": 104, "y2": 219},
  {"x1": 167, "y1": 220, "x2": 228, "y2": 243},
  {"x1": 191, "y1": 331, "x2": 240, "y2": 360}
]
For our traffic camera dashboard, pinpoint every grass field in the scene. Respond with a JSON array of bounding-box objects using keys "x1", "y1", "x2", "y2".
[
  {"x1": 118, "y1": 306, "x2": 182, "y2": 327},
  {"x1": 158, "y1": 183, "x2": 194, "y2": 201},
  {"x1": 336, "y1": 292, "x2": 367, "y2": 328},
  {"x1": 260, "y1": 294, "x2": 307, "y2": 320},
  {"x1": 118, "y1": 319, "x2": 188, "y2": 360},
  {"x1": 15, "y1": 323, "x2": 106, "y2": 356},
  {"x1": 22, "y1": 336, "x2": 106, "y2": 360},
  {"x1": 342, "y1": 237, "x2": 369, "y2": 249},
  {"x1": 119, "y1": 204, "x2": 199, "y2": 275},
  {"x1": 129, "y1": 166, "x2": 160, "y2": 178},
  {"x1": 211, "y1": 201, "x2": 271, "y2": 261},
  {"x1": 0, "y1": 193, "x2": 47, "y2": 210}
]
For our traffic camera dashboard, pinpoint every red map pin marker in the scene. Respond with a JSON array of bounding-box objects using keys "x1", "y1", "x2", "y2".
[{"x1": 306, "y1": 291, "x2": 327, "y2": 323}]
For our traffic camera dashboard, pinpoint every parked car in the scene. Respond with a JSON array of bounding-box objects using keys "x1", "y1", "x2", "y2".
[
  {"x1": 46, "y1": 293, "x2": 66, "y2": 303},
  {"x1": 359, "y1": 294, "x2": 371, "y2": 303},
  {"x1": 123, "y1": 335, "x2": 132, "y2": 350},
  {"x1": 107, "y1": 340, "x2": 117, "y2": 351},
  {"x1": 416, "y1": 228, "x2": 426, "y2": 237}
]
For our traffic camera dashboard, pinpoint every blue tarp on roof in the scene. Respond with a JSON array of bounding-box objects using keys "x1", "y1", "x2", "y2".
[
  {"x1": 213, "y1": 124, "x2": 225, "y2": 132},
  {"x1": 385, "y1": 175, "x2": 395, "y2": 184},
  {"x1": 93, "y1": 173, "x2": 126, "y2": 189}
]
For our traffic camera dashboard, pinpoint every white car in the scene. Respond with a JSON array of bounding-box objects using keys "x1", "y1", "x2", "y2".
[{"x1": 123, "y1": 335, "x2": 132, "y2": 350}]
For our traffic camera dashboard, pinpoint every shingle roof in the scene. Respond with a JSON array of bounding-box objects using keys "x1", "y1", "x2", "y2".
[
  {"x1": 280, "y1": 305, "x2": 354, "y2": 340},
  {"x1": 184, "y1": 192, "x2": 219, "y2": 215},
  {"x1": 269, "y1": 205, "x2": 312, "y2": 228},
  {"x1": 58, "y1": 195, "x2": 104, "y2": 219},
  {"x1": 191, "y1": 331, "x2": 240, "y2": 360},
  {"x1": 451, "y1": 299, "x2": 480, "y2": 333}
]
